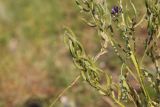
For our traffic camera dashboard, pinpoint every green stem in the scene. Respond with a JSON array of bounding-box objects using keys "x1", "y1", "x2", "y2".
[
  {"x1": 111, "y1": 92, "x2": 126, "y2": 107},
  {"x1": 108, "y1": 36, "x2": 138, "y2": 82},
  {"x1": 49, "y1": 75, "x2": 80, "y2": 107},
  {"x1": 130, "y1": 51, "x2": 152, "y2": 106}
]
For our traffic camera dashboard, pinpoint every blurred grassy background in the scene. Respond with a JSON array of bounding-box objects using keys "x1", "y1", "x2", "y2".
[{"x1": 0, "y1": 0, "x2": 146, "y2": 107}]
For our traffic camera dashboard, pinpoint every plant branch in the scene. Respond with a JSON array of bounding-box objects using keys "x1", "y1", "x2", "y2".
[{"x1": 49, "y1": 75, "x2": 81, "y2": 107}]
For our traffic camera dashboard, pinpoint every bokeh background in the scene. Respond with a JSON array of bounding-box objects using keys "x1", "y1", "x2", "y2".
[{"x1": 0, "y1": 0, "x2": 148, "y2": 107}]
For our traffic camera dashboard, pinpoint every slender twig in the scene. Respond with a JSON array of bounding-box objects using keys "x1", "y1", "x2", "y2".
[
  {"x1": 102, "y1": 97, "x2": 117, "y2": 107},
  {"x1": 130, "y1": 51, "x2": 152, "y2": 105},
  {"x1": 94, "y1": 49, "x2": 107, "y2": 61},
  {"x1": 134, "y1": 13, "x2": 146, "y2": 28},
  {"x1": 49, "y1": 75, "x2": 81, "y2": 107}
]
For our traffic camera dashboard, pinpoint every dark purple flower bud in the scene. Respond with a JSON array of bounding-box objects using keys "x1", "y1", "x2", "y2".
[{"x1": 111, "y1": 6, "x2": 122, "y2": 16}]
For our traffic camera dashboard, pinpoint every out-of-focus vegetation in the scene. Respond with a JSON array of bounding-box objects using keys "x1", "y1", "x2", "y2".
[
  {"x1": 0, "y1": 0, "x2": 104, "y2": 107},
  {"x1": 0, "y1": 0, "x2": 154, "y2": 107}
]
